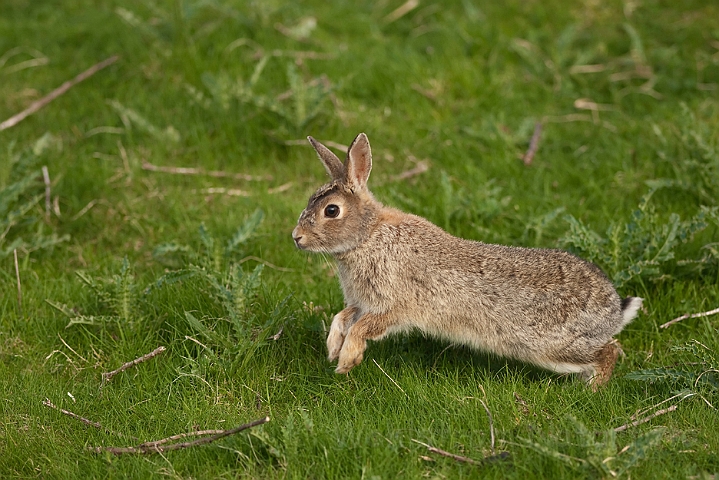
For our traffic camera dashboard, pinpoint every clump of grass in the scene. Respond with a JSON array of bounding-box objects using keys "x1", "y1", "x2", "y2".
[
  {"x1": 561, "y1": 186, "x2": 719, "y2": 288},
  {"x1": 518, "y1": 416, "x2": 664, "y2": 478},
  {"x1": 650, "y1": 104, "x2": 719, "y2": 207},
  {"x1": 46, "y1": 256, "x2": 141, "y2": 341},
  {"x1": 626, "y1": 332, "x2": 719, "y2": 397},
  {"x1": 200, "y1": 59, "x2": 333, "y2": 137},
  {"x1": 0, "y1": 133, "x2": 69, "y2": 257}
]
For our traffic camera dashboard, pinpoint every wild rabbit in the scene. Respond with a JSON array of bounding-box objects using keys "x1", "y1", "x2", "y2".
[{"x1": 292, "y1": 133, "x2": 642, "y2": 388}]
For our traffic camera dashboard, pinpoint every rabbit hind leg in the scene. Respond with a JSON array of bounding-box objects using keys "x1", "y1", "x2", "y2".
[{"x1": 586, "y1": 340, "x2": 622, "y2": 391}]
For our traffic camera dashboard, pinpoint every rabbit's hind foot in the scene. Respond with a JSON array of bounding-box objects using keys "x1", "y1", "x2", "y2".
[{"x1": 586, "y1": 340, "x2": 623, "y2": 392}]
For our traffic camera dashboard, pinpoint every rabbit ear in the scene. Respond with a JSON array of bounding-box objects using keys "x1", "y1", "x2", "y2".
[
  {"x1": 308, "y1": 136, "x2": 345, "y2": 181},
  {"x1": 345, "y1": 133, "x2": 372, "y2": 189}
]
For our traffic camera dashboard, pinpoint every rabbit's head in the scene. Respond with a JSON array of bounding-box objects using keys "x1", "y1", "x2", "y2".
[{"x1": 292, "y1": 133, "x2": 379, "y2": 254}]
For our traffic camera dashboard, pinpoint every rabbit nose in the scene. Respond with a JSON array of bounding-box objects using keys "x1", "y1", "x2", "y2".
[{"x1": 292, "y1": 226, "x2": 303, "y2": 246}]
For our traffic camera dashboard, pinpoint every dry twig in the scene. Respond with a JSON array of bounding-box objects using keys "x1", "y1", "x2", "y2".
[
  {"x1": 91, "y1": 416, "x2": 270, "y2": 454},
  {"x1": 285, "y1": 138, "x2": 349, "y2": 151},
  {"x1": 14, "y1": 249, "x2": 22, "y2": 317},
  {"x1": 193, "y1": 187, "x2": 250, "y2": 197},
  {"x1": 392, "y1": 160, "x2": 429, "y2": 181},
  {"x1": 43, "y1": 398, "x2": 104, "y2": 429},
  {"x1": 102, "y1": 346, "x2": 166, "y2": 384},
  {"x1": 42, "y1": 166, "x2": 51, "y2": 217},
  {"x1": 0, "y1": 55, "x2": 118, "y2": 131},
  {"x1": 141, "y1": 161, "x2": 271, "y2": 181},
  {"x1": 660, "y1": 307, "x2": 719, "y2": 329},
  {"x1": 238, "y1": 255, "x2": 295, "y2": 272},
  {"x1": 411, "y1": 439, "x2": 509, "y2": 466},
  {"x1": 614, "y1": 405, "x2": 677, "y2": 433},
  {"x1": 372, "y1": 359, "x2": 407, "y2": 397},
  {"x1": 522, "y1": 122, "x2": 543, "y2": 166},
  {"x1": 42, "y1": 399, "x2": 137, "y2": 440},
  {"x1": 479, "y1": 399, "x2": 496, "y2": 455},
  {"x1": 383, "y1": 0, "x2": 419, "y2": 24}
]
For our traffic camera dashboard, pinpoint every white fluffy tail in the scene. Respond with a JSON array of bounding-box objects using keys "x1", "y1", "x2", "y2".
[{"x1": 620, "y1": 297, "x2": 643, "y2": 328}]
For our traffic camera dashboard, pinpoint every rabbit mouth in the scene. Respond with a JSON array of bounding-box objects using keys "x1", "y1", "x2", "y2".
[{"x1": 293, "y1": 236, "x2": 307, "y2": 250}]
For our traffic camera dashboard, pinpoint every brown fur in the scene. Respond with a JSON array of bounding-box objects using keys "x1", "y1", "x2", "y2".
[{"x1": 293, "y1": 133, "x2": 642, "y2": 388}]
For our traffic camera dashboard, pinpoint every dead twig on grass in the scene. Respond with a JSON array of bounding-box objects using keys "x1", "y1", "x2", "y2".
[
  {"x1": 479, "y1": 399, "x2": 496, "y2": 455},
  {"x1": 238, "y1": 255, "x2": 295, "y2": 272},
  {"x1": 193, "y1": 184, "x2": 294, "y2": 197},
  {"x1": 43, "y1": 398, "x2": 103, "y2": 429},
  {"x1": 42, "y1": 166, "x2": 51, "y2": 218},
  {"x1": 522, "y1": 123, "x2": 542, "y2": 166},
  {"x1": 42, "y1": 399, "x2": 137, "y2": 441},
  {"x1": 102, "y1": 346, "x2": 166, "y2": 384},
  {"x1": 613, "y1": 405, "x2": 677, "y2": 433},
  {"x1": 91, "y1": 416, "x2": 270, "y2": 454},
  {"x1": 14, "y1": 249, "x2": 22, "y2": 317},
  {"x1": 392, "y1": 160, "x2": 429, "y2": 181},
  {"x1": 193, "y1": 187, "x2": 250, "y2": 197},
  {"x1": 383, "y1": 0, "x2": 419, "y2": 24},
  {"x1": 141, "y1": 161, "x2": 272, "y2": 182},
  {"x1": 372, "y1": 359, "x2": 407, "y2": 397},
  {"x1": 0, "y1": 55, "x2": 118, "y2": 131},
  {"x1": 285, "y1": 138, "x2": 349, "y2": 152},
  {"x1": 411, "y1": 439, "x2": 510, "y2": 466},
  {"x1": 660, "y1": 307, "x2": 719, "y2": 329}
]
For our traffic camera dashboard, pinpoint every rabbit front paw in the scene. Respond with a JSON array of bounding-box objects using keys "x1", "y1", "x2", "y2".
[
  {"x1": 326, "y1": 307, "x2": 358, "y2": 362},
  {"x1": 327, "y1": 325, "x2": 345, "y2": 361},
  {"x1": 335, "y1": 336, "x2": 366, "y2": 374}
]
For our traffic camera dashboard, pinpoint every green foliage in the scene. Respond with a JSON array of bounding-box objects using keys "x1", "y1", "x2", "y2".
[
  {"x1": 108, "y1": 100, "x2": 181, "y2": 143},
  {"x1": 519, "y1": 416, "x2": 664, "y2": 478},
  {"x1": 153, "y1": 208, "x2": 264, "y2": 271},
  {"x1": 650, "y1": 104, "x2": 719, "y2": 206},
  {"x1": 627, "y1": 334, "x2": 719, "y2": 394},
  {"x1": 0, "y1": 134, "x2": 69, "y2": 257},
  {"x1": 46, "y1": 257, "x2": 140, "y2": 333},
  {"x1": 201, "y1": 60, "x2": 333, "y2": 136},
  {"x1": 561, "y1": 187, "x2": 719, "y2": 288}
]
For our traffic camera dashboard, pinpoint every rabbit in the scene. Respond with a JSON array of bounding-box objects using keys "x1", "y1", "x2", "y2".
[{"x1": 292, "y1": 133, "x2": 642, "y2": 388}]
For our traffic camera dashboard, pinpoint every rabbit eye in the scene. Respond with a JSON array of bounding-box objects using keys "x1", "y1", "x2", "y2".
[{"x1": 324, "y1": 204, "x2": 340, "y2": 218}]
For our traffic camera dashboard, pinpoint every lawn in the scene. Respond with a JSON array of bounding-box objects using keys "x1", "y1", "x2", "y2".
[{"x1": 1, "y1": 0, "x2": 718, "y2": 478}]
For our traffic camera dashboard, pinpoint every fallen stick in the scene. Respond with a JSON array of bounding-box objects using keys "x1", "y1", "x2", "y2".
[
  {"x1": 42, "y1": 166, "x2": 51, "y2": 217},
  {"x1": 284, "y1": 139, "x2": 349, "y2": 151},
  {"x1": 238, "y1": 255, "x2": 295, "y2": 272},
  {"x1": 383, "y1": 0, "x2": 419, "y2": 24},
  {"x1": 660, "y1": 307, "x2": 719, "y2": 329},
  {"x1": 91, "y1": 416, "x2": 270, "y2": 454},
  {"x1": 392, "y1": 160, "x2": 429, "y2": 181},
  {"x1": 479, "y1": 399, "x2": 496, "y2": 455},
  {"x1": 193, "y1": 187, "x2": 250, "y2": 197},
  {"x1": 0, "y1": 55, "x2": 119, "y2": 131},
  {"x1": 102, "y1": 346, "x2": 166, "y2": 384},
  {"x1": 522, "y1": 122, "x2": 543, "y2": 166},
  {"x1": 14, "y1": 249, "x2": 22, "y2": 318},
  {"x1": 372, "y1": 358, "x2": 407, "y2": 397},
  {"x1": 137, "y1": 429, "x2": 226, "y2": 448},
  {"x1": 42, "y1": 399, "x2": 137, "y2": 441},
  {"x1": 141, "y1": 161, "x2": 272, "y2": 181},
  {"x1": 411, "y1": 439, "x2": 510, "y2": 466},
  {"x1": 43, "y1": 398, "x2": 104, "y2": 429},
  {"x1": 613, "y1": 404, "x2": 677, "y2": 433}
]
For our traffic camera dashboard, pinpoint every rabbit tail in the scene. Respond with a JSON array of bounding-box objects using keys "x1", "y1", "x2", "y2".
[{"x1": 618, "y1": 297, "x2": 643, "y2": 332}]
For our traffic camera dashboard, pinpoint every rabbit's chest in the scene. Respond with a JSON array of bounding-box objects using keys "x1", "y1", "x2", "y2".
[{"x1": 336, "y1": 255, "x2": 396, "y2": 311}]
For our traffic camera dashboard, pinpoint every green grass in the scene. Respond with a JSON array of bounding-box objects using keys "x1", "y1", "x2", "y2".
[{"x1": 2, "y1": 0, "x2": 719, "y2": 477}]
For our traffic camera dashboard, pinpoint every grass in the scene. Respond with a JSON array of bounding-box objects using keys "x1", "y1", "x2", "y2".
[{"x1": 1, "y1": 0, "x2": 719, "y2": 477}]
